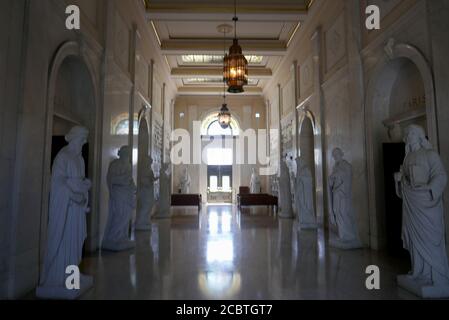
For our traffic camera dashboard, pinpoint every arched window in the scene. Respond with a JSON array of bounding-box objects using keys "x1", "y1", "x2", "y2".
[
  {"x1": 111, "y1": 114, "x2": 139, "y2": 136},
  {"x1": 207, "y1": 120, "x2": 234, "y2": 136},
  {"x1": 201, "y1": 113, "x2": 240, "y2": 136}
]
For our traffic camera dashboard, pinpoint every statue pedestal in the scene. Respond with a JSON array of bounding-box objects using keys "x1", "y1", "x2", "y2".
[
  {"x1": 101, "y1": 239, "x2": 135, "y2": 252},
  {"x1": 329, "y1": 235, "x2": 363, "y2": 250},
  {"x1": 298, "y1": 222, "x2": 318, "y2": 230},
  {"x1": 36, "y1": 274, "x2": 93, "y2": 300},
  {"x1": 397, "y1": 275, "x2": 449, "y2": 299}
]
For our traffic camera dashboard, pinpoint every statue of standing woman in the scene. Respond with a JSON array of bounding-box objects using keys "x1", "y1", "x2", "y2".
[
  {"x1": 250, "y1": 168, "x2": 261, "y2": 194},
  {"x1": 135, "y1": 156, "x2": 155, "y2": 231},
  {"x1": 36, "y1": 126, "x2": 93, "y2": 299},
  {"x1": 395, "y1": 125, "x2": 449, "y2": 298},
  {"x1": 179, "y1": 167, "x2": 191, "y2": 194},
  {"x1": 328, "y1": 148, "x2": 362, "y2": 249},
  {"x1": 295, "y1": 156, "x2": 317, "y2": 230},
  {"x1": 102, "y1": 146, "x2": 136, "y2": 251},
  {"x1": 278, "y1": 154, "x2": 294, "y2": 219},
  {"x1": 154, "y1": 162, "x2": 172, "y2": 219}
]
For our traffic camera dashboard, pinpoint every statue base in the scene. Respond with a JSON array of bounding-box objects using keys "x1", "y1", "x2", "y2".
[
  {"x1": 298, "y1": 222, "x2": 318, "y2": 230},
  {"x1": 397, "y1": 275, "x2": 449, "y2": 299},
  {"x1": 36, "y1": 274, "x2": 93, "y2": 300},
  {"x1": 101, "y1": 239, "x2": 135, "y2": 252},
  {"x1": 329, "y1": 236, "x2": 363, "y2": 250}
]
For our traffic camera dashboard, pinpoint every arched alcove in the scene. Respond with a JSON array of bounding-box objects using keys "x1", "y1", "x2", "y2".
[
  {"x1": 40, "y1": 42, "x2": 99, "y2": 266},
  {"x1": 136, "y1": 108, "x2": 152, "y2": 220},
  {"x1": 297, "y1": 107, "x2": 323, "y2": 223},
  {"x1": 365, "y1": 41, "x2": 437, "y2": 251}
]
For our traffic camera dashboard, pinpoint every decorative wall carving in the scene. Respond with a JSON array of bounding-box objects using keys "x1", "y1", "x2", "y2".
[
  {"x1": 300, "y1": 56, "x2": 314, "y2": 98},
  {"x1": 282, "y1": 77, "x2": 295, "y2": 117},
  {"x1": 325, "y1": 13, "x2": 346, "y2": 72},
  {"x1": 114, "y1": 12, "x2": 130, "y2": 73}
]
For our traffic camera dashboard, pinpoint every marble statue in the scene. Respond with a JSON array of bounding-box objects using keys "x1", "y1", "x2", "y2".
[
  {"x1": 250, "y1": 168, "x2": 261, "y2": 194},
  {"x1": 328, "y1": 148, "x2": 362, "y2": 249},
  {"x1": 154, "y1": 163, "x2": 172, "y2": 219},
  {"x1": 295, "y1": 156, "x2": 317, "y2": 230},
  {"x1": 135, "y1": 156, "x2": 155, "y2": 231},
  {"x1": 179, "y1": 167, "x2": 191, "y2": 194},
  {"x1": 102, "y1": 146, "x2": 136, "y2": 251},
  {"x1": 36, "y1": 126, "x2": 93, "y2": 299},
  {"x1": 394, "y1": 125, "x2": 449, "y2": 298},
  {"x1": 278, "y1": 154, "x2": 294, "y2": 219}
]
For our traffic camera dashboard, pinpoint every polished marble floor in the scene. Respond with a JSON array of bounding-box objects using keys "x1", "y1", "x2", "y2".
[{"x1": 78, "y1": 205, "x2": 417, "y2": 300}]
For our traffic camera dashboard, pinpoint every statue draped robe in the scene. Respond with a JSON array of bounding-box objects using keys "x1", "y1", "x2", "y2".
[
  {"x1": 329, "y1": 160, "x2": 359, "y2": 242},
  {"x1": 103, "y1": 159, "x2": 136, "y2": 244},
  {"x1": 136, "y1": 161, "x2": 155, "y2": 228},
  {"x1": 295, "y1": 164, "x2": 316, "y2": 227},
  {"x1": 400, "y1": 148, "x2": 449, "y2": 283},
  {"x1": 250, "y1": 172, "x2": 261, "y2": 194},
  {"x1": 40, "y1": 147, "x2": 89, "y2": 288},
  {"x1": 279, "y1": 160, "x2": 293, "y2": 218}
]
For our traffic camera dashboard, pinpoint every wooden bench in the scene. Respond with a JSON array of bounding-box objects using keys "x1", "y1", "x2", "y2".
[
  {"x1": 237, "y1": 191, "x2": 278, "y2": 212},
  {"x1": 171, "y1": 194, "x2": 202, "y2": 211}
]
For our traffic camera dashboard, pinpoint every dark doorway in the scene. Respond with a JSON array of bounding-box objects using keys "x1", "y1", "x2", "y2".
[
  {"x1": 383, "y1": 143, "x2": 408, "y2": 256},
  {"x1": 51, "y1": 136, "x2": 89, "y2": 176}
]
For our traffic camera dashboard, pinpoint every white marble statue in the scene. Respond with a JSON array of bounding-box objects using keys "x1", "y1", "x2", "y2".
[
  {"x1": 394, "y1": 125, "x2": 449, "y2": 298},
  {"x1": 154, "y1": 163, "x2": 172, "y2": 219},
  {"x1": 36, "y1": 126, "x2": 93, "y2": 300},
  {"x1": 135, "y1": 156, "x2": 155, "y2": 231},
  {"x1": 278, "y1": 154, "x2": 294, "y2": 219},
  {"x1": 102, "y1": 146, "x2": 136, "y2": 251},
  {"x1": 250, "y1": 168, "x2": 261, "y2": 194},
  {"x1": 295, "y1": 156, "x2": 317, "y2": 230},
  {"x1": 179, "y1": 167, "x2": 191, "y2": 194},
  {"x1": 328, "y1": 148, "x2": 362, "y2": 249}
]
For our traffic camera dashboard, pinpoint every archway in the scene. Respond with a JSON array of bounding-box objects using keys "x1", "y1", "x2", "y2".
[
  {"x1": 41, "y1": 42, "x2": 99, "y2": 267},
  {"x1": 299, "y1": 115, "x2": 317, "y2": 214},
  {"x1": 198, "y1": 111, "x2": 241, "y2": 204},
  {"x1": 297, "y1": 107, "x2": 323, "y2": 224},
  {"x1": 136, "y1": 108, "x2": 152, "y2": 223},
  {"x1": 365, "y1": 41, "x2": 437, "y2": 251}
]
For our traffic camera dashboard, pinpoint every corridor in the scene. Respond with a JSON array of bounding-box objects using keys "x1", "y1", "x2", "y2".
[{"x1": 77, "y1": 206, "x2": 414, "y2": 300}]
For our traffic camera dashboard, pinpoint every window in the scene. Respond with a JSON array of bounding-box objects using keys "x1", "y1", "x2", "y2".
[
  {"x1": 207, "y1": 120, "x2": 234, "y2": 136},
  {"x1": 201, "y1": 112, "x2": 240, "y2": 136},
  {"x1": 206, "y1": 148, "x2": 233, "y2": 166},
  {"x1": 111, "y1": 114, "x2": 139, "y2": 136}
]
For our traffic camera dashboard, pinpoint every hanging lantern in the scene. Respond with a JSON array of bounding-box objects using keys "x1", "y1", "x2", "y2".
[
  {"x1": 224, "y1": 13, "x2": 248, "y2": 94},
  {"x1": 218, "y1": 103, "x2": 231, "y2": 129}
]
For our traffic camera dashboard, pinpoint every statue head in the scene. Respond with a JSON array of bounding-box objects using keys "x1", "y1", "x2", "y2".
[
  {"x1": 118, "y1": 146, "x2": 132, "y2": 161},
  {"x1": 404, "y1": 125, "x2": 432, "y2": 153},
  {"x1": 65, "y1": 126, "x2": 89, "y2": 154},
  {"x1": 332, "y1": 148, "x2": 344, "y2": 162}
]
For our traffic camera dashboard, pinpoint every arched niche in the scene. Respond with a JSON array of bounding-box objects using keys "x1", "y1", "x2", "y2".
[
  {"x1": 40, "y1": 41, "x2": 100, "y2": 261},
  {"x1": 297, "y1": 106, "x2": 323, "y2": 223},
  {"x1": 365, "y1": 40, "x2": 438, "y2": 250},
  {"x1": 136, "y1": 105, "x2": 153, "y2": 219}
]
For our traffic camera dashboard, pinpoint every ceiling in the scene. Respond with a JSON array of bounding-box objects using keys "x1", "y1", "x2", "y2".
[{"x1": 144, "y1": 0, "x2": 313, "y2": 96}]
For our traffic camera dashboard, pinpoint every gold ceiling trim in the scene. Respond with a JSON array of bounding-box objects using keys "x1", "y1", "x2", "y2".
[{"x1": 145, "y1": 4, "x2": 309, "y2": 14}]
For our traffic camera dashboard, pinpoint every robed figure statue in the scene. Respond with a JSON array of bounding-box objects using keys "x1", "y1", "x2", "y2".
[
  {"x1": 36, "y1": 126, "x2": 93, "y2": 299},
  {"x1": 395, "y1": 125, "x2": 449, "y2": 298}
]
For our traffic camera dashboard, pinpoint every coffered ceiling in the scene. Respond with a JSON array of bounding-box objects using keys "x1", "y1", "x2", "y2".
[{"x1": 144, "y1": 0, "x2": 313, "y2": 95}]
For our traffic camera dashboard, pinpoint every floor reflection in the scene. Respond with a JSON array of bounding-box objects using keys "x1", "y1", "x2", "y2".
[{"x1": 78, "y1": 204, "x2": 415, "y2": 300}]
